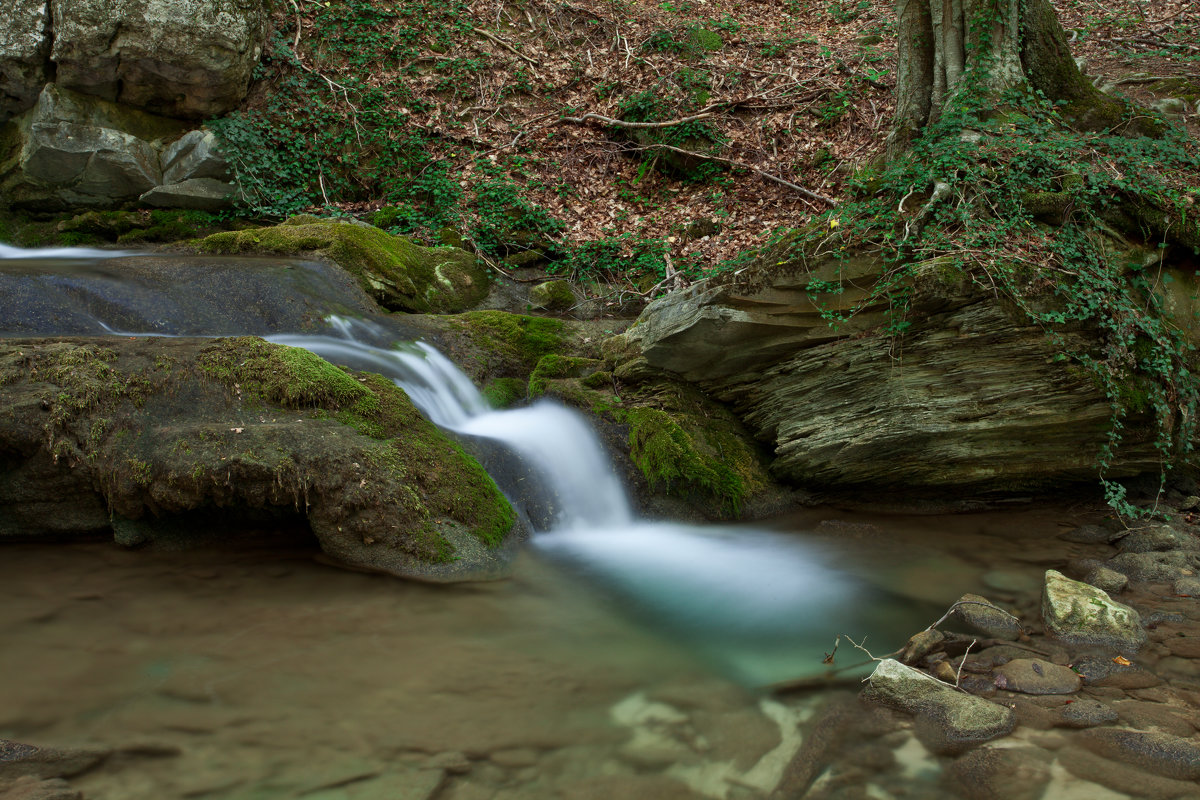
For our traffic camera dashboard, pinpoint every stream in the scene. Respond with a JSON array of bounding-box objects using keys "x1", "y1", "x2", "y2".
[{"x1": 0, "y1": 245, "x2": 1163, "y2": 799}]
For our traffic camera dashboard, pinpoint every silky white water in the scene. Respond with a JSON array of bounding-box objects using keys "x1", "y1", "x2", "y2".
[{"x1": 273, "y1": 317, "x2": 899, "y2": 683}]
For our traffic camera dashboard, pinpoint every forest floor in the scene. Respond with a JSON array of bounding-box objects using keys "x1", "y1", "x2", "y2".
[{"x1": 266, "y1": 0, "x2": 1199, "y2": 278}]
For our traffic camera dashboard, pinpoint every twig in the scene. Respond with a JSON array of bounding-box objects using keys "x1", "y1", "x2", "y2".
[
  {"x1": 924, "y1": 597, "x2": 1020, "y2": 632},
  {"x1": 955, "y1": 639, "x2": 977, "y2": 687},
  {"x1": 556, "y1": 111, "x2": 719, "y2": 130},
  {"x1": 472, "y1": 26, "x2": 542, "y2": 67}
]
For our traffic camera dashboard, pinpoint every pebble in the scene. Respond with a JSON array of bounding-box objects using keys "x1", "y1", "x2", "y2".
[
  {"x1": 943, "y1": 746, "x2": 1052, "y2": 800},
  {"x1": 1174, "y1": 576, "x2": 1200, "y2": 596},
  {"x1": 994, "y1": 659, "x2": 1081, "y2": 695}
]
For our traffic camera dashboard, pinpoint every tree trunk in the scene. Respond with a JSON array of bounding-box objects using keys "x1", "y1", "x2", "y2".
[{"x1": 888, "y1": 0, "x2": 1133, "y2": 157}]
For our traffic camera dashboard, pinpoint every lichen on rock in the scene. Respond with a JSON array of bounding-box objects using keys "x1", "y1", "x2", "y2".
[{"x1": 1042, "y1": 569, "x2": 1146, "y2": 652}]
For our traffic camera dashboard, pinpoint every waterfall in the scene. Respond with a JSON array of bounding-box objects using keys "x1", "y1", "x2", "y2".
[{"x1": 0, "y1": 247, "x2": 918, "y2": 685}]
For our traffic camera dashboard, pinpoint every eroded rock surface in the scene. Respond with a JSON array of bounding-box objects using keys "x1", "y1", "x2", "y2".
[
  {"x1": 0, "y1": 0, "x2": 51, "y2": 123},
  {"x1": 610, "y1": 251, "x2": 1166, "y2": 493},
  {"x1": 51, "y1": 0, "x2": 268, "y2": 119}
]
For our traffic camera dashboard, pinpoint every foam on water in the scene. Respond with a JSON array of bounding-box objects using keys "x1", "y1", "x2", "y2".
[{"x1": 0, "y1": 243, "x2": 135, "y2": 260}]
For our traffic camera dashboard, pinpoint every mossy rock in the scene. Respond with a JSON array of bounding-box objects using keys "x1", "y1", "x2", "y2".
[
  {"x1": 0, "y1": 337, "x2": 519, "y2": 581},
  {"x1": 1021, "y1": 191, "x2": 1074, "y2": 226},
  {"x1": 194, "y1": 218, "x2": 489, "y2": 313},
  {"x1": 528, "y1": 355, "x2": 603, "y2": 397},
  {"x1": 448, "y1": 310, "x2": 567, "y2": 377},
  {"x1": 482, "y1": 377, "x2": 528, "y2": 409},
  {"x1": 529, "y1": 280, "x2": 576, "y2": 311}
]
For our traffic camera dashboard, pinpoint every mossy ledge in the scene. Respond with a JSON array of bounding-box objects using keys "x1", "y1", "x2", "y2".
[
  {"x1": 0, "y1": 336, "x2": 519, "y2": 582},
  {"x1": 192, "y1": 217, "x2": 489, "y2": 313}
]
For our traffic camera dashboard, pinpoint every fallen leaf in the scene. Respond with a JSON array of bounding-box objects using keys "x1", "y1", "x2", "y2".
[{"x1": 1113, "y1": 655, "x2": 1132, "y2": 666}]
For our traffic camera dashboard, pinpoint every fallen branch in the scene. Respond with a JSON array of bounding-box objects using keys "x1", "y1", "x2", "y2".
[
  {"x1": 616, "y1": 142, "x2": 839, "y2": 207},
  {"x1": 555, "y1": 111, "x2": 719, "y2": 130},
  {"x1": 472, "y1": 26, "x2": 543, "y2": 66}
]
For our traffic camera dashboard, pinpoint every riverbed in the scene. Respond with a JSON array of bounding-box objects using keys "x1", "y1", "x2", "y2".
[{"x1": 1, "y1": 504, "x2": 1152, "y2": 800}]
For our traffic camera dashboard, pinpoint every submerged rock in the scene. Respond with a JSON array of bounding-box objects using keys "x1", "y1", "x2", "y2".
[
  {"x1": 994, "y1": 659, "x2": 1081, "y2": 695},
  {"x1": 0, "y1": 337, "x2": 521, "y2": 582},
  {"x1": 861, "y1": 659, "x2": 1015, "y2": 752},
  {"x1": 1041, "y1": 570, "x2": 1146, "y2": 651},
  {"x1": 194, "y1": 219, "x2": 489, "y2": 314},
  {"x1": 1079, "y1": 729, "x2": 1200, "y2": 781},
  {"x1": 952, "y1": 593, "x2": 1023, "y2": 640},
  {"x1": 1057, "y1": 698, "x2": 1119, "y2": 728}
]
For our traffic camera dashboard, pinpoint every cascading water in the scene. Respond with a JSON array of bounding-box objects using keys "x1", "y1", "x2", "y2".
[
  {"x1": 0, "y1": 246, "x2": 926, "y2": 685},
  {"x1": 271, "y1": 316, "x2": 908, "y2": 683}
]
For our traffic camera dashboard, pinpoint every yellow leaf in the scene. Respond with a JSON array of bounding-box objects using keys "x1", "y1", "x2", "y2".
[
  {"x1": 829, "y1": 218, "x2": 840, "y2": 229},
  {"x1": 1112, "y1": 655, "x2": 1132, "y2": 666}
]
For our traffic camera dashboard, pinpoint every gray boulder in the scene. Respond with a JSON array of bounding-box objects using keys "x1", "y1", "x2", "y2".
[
  {"x1": 50, "y1": 0, "x2": 268, "y2": 119},
  {"x1": 0, "y1": 0, "x2": 51, "y2": 123},
  {"x1": 1042, "y1": 570, "x2": 1146, "y2": 651},
  {"x1": 1108, "y1": 550, "x2": 1200, "y2": 583},
  {"x1": 861, "y1": 659, "x2": 1015, "y2": 751},
  {"x1": 160, "y1": 129, "x2": 231, "y2": 184},
  {"x1": 1114, "y1": 523, "x2": 1200, "y2": 553},
  {"x1": 140, "y1": 177, "x2": 235, "y2": 211},
  {"x1": 1079, "y1": 729, "x2": 1200, "y2": 781},
  {"x1": 0, "y1": 84, "x2": 185, "y2": 209},
  {"x1": 1084, "y1": 566, "x2": 1128, "y2": 594}
]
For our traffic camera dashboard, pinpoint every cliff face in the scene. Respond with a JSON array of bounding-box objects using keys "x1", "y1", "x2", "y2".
[{"x1": 611, "y1": 252, "x2": 1170, "y2": 494}]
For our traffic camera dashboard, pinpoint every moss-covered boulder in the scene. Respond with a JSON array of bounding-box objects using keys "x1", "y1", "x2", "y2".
[
  {"x1": 0, "y1": 336, "x2": 520, "y2": 581},
  {"x1": 529, "y1": 280, "x2": 576, "y2": 311},
  {"x1": 194, "y1": 218, "x2": 489, "y2": 313}
]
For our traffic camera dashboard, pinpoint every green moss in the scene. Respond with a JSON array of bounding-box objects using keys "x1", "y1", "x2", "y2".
[
  {"x1": 198, "y1": 337, "x2": 368, "y2": 409},
  {"x1": 625, "y1": 406, "x2": 748, "y2": 515},
  {"x1": 529, "y1": 280, "x2": 575, "y2": 311},
  {"x1": 581, "y1": 370, "x2": 612, "y2": 390},
  {"x1": 452, "y1": 310, "x2": 566, "y2": 371},
  {"x1": 194, "y1": 219, "x2": 488, "y2": 313},
  {"x1": 686, "y1": 27, "x2": 724, "y2": 52},
  {"x1": 1148, "y1": 78, "x2": 1200, "y2": 104},
  {"x1": 528, "y1": 355, "x2": 602, "y2": 397},
  {"x1": 482, "y1": 377, "x2": 527, "y2": 408}
]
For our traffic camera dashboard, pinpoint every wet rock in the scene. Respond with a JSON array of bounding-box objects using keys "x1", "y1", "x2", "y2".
[
  {"x1": 861, "y1": 659, "x2": 1015, "y2": 753},
  {"x1": 942, "y1": 746, "x2": 1052, "y2": 800},
  {"x1": 1079, "y1": 728, "x2": 1200, "y2": 781},
  {"x1": 1174, "y1": 576, "x2": 1200, "y2": 597},
  {"x1": 0, "y1": 740, "x2": 107, "y2": 781},
  {"x1": 1114, "y1": 700, "x2": 1198, "y2": 738},
  {"x1": 194, "y1": 220, "x2": 489, "y2": 314},
  {"x1": 1108, "y1": 551, "x2": 1200, "y2": 583},
  {"x1": 1056, "y1": 745, "x2": 1200, "y2": 800},
  {"x1": 1072, "y1": 657, "x2": 1161, "y2": 689},
  {"x1": 1164, "y1": 636, "x2": 1200, "y2": 658},
  {"x1": 952, "y1": 594, "x2": 1022, "y2": 640},
  {"x1": 528, "y1": 280, "x2": 576, "y2": 312},
  {"x1": 609, "y1": 256, "x2": 1167, "y2": 494},
  {"x1": 1058, "y1": 698, "x2": 1118, "y2": 728},
  {"x1": 899, "y1": 629, "x2": 944, "y2": 664},
  {"x1": 1084, "y1": 566, "x2": 1128, "y2": 594},
  {"x1": 1060, "y1": 524, "x2": 1114, "y2": 544},
  {"x1": 0, "y1": 337, "x2": 522, "y2": 582},
  {"x1": 0, "y1": 0, "x2": 51, "y2": 123},
  {"x1": 51, "y1": 0, "x2": 268, "y2": 119},
  {"x1": 558, "y1": 775, "x2": 705, "y2": 800},
  {"x1": 0, "y1": 777, "x2": 82, "y2": 800},
  {"x1": 1042, "y1": 570, "x2": 1146, "y2": 651},
  {"x1": 1114, "y1": 524, "x2": 1200, "y2": 553},
  {"x1": 994, "y1": 659, "x2": 1081, "y2": 695}
]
